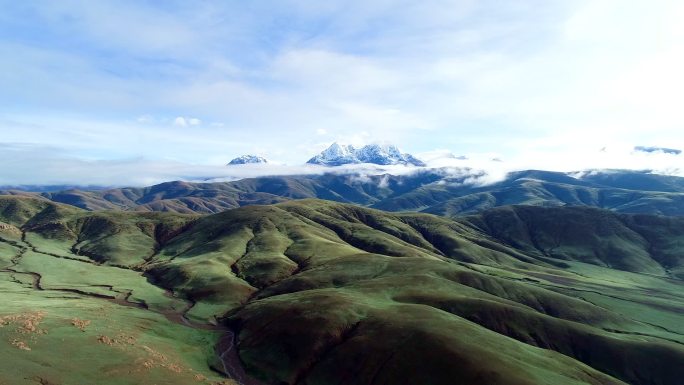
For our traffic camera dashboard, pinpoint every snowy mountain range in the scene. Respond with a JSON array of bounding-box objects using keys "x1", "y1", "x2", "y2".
[
  {"x1": 307, "y1": 143, "x2": 426, "y2": 166},
  {"x1": 227, "y1": 155, "x2": 269, "y2": 165}
]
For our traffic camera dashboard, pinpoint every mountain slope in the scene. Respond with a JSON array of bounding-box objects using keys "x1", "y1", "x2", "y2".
[
  {"x1": 4, "y1": 169, "x2": 684, "y2": 216},
  {"x1": 375, "y1": 170, "x2": 684, "y2": 216},
  {"x1": 458, "y1": 205, "x2": 684, "y2": 278},
  {"x1": 0, "y1": 197, "x2": 233, "y2": 385},
  {"x1": 1, "y1": 195, "x2": 683, "y2": 384}
]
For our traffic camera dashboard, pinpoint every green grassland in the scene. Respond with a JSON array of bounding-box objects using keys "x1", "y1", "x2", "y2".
[
  {"x1": 1, "y1": 195, "x2": 683, "y2": 384},
  {"x1": 5, "y1": 170, "x2": 684, "y2": 216},
  {"x1": 0, "y1": 280, "x2": 226, "y2": 385}
]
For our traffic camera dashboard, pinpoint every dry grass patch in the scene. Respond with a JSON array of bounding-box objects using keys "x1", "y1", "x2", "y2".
[
  {"x1": 70, "y1": 317, "x2": 91, "y2": 331},
  {"x1": 0, "y1": 311, "x2": 47, "y2": 351}
]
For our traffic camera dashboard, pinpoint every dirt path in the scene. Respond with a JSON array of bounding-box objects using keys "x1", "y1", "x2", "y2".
[
  {"x1": 169, "y1": 310, "x2": 262, "y2": 384},
  {"x1": 215, "y1": 330, "x2": 263, "y2": 385}
]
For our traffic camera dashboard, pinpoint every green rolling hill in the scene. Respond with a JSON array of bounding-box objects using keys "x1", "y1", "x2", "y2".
[
  {"x1": 1, "y1": 195, "x2": 683, "y2": 384},
  {"x1": 3, "y1": 169, "x2": 684, "y2": 217}
]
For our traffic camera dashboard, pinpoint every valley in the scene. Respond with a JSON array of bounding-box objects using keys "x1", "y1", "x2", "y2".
[
  {"x1": 5, "y1": 1, "x2": 683, "y2": 384},
  {"x1": 0, "y1": 195, "x2": 682, "y2": 384}
]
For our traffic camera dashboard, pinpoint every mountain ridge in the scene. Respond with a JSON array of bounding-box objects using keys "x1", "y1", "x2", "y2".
[
  {"x1": 4, "y1": 169, "x2": 684, "y2": 217},
  {"x1": 1, "y1": 194, "x2": 683, "y2": 384},
  {"x1": 228, "y1": 155, "x2": 269, "y2": 165},
  {"x1": 307, "y1": 142, "x2": 426, "y2": 166}
]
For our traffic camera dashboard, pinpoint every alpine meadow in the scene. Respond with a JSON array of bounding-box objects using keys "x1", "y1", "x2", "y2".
[{"x1": 1, "y1": 1, "x2": 683, "y2": 385}]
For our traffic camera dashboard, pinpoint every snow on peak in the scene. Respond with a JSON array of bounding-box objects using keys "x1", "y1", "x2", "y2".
[
  {"x1": 307, "y1": 143, "x2": 425, "y2": 166},
  {"x1": 227, "y1": 155, "x2": 269, "y2": 165}
]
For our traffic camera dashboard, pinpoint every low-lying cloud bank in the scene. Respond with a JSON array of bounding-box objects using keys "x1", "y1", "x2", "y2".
[
  {"x1": 420, "y1": 144, "x2": 683, "y2": 178},
  {"x1": 0, "y1": 142, "x2": 681, "y2": 188}
]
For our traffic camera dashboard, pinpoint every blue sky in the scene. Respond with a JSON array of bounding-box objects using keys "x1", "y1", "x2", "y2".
[{"x1": 0, "y1": 0, "x2": 683, "y2": 185}]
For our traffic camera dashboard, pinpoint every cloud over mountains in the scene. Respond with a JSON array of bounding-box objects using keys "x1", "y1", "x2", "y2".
[
  {"x1": 1, "y1": 1, "x2": 684, "y2": 171},
  {"x1": 0, "y1": 141, "x2": 681, "y2": 187}
]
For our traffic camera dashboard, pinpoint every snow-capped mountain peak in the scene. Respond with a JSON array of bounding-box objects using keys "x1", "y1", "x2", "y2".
[
  {"x1": 307, "y1": 143, "x2": 425, "y2": 166},
  {"x1": 306, "y1": 142, "x2": 358, "y2": 166},
  {"x1": 322, "y1": 142, "x2": 356, "y2": 158},
  {"x1": 227, "y1": 155, "x2": 269, "y2": 165}
]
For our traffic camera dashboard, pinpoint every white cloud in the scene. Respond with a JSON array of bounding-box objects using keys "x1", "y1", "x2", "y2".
[
  {"x1": 377, "y1": 175, "x2": 390, "y2": 188},
  {"x1": 0, "y1": 139, "x2": 682, "y2": 188},
  {"x1": 417, "y1": 149, "x2": 465, "y2": 162},
  {"x1": 173, "y1": 116, "x2": 201, "y2": 127},
  {"x1": 1, "y1": 0, "x2": 683, "y2": 182},
  {"x1": 0, "y1": 143, "x2": 436, "y2": 186}
]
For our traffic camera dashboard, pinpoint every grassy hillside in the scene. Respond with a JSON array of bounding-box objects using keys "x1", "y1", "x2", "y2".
[
  {"x1": 1, "y1": 195, "x2": 683, "y2": 384},
  {"x1": 381, "y1": 173, "x2": 684, "y2": 216},
  {"x1": 0, "y1": 198, "x2": 233, "y2": 385},
  {"x1": 459, "y1": 205, "x2": 684, "y2": 278},
  {"x1": 5, "y1": 169, "x2": 684, "y2": 216}
]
